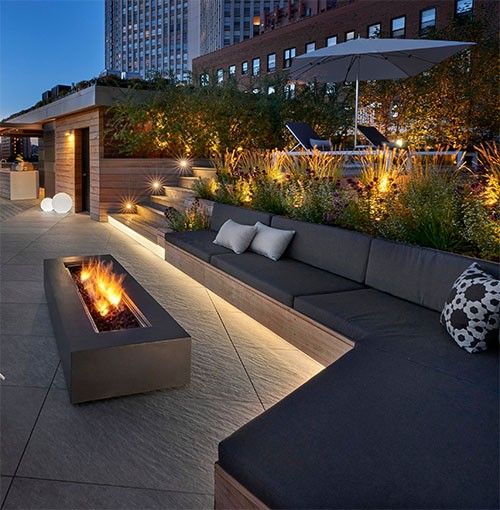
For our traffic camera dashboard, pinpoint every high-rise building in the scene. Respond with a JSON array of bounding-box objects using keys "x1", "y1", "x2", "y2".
[
  {"x1": 105, "y1": 0, "x2": 199, "y2": 81},
  {"x1": 200, "y1": 0, "x2": 333, "y2": 55},
  {"x1": 0, "y1": 136, "x2": 31, "y2": 161}
]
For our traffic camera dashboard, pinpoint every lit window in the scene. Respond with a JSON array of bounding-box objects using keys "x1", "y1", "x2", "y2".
[
  {"x1": 200, "y1": 73, "x2": 209, "y2": 86},
  {"x1": 420, "y1": 8, "x2": 436, "y2": 33},
  {"x1": 242, "y1": 60, "x2": 248, "y2": 75},
  {"x1": 284, "y1": 82, "x2": 296, "y2": 98},
  {"x1": 305, "y1": 42, "x2": 316, "y2": 54},
  {"x1": 367, "y1": 23, "x2": 381, "y2": 38},
  {"x1": 391, "y1": 16, "x2": 406, "y2": 38},
  {"x1": 326, "y1": 35, "x2": 337, "y2": 47},
  {"x1": 456, "y1": 0, "x2": 473, "y2": 14},
  {"x1": 267, "y1": 86, "x2": 275, "y2": 95},
  {"x1": 252, "y1": 57, "x2": 260, "y2": 76},
  {"x1": 283, "y1": 47, "x2": 296, "y2": 69},
  {"x1": 345, "y1": 31, "x2": 355, "y2": 41},
  {"x1": 267, "y1": 53, "x2": 276, "y2": 72},
  {"x1": 216, "y1": 68, "x2": 223, "y2": 83},
  {"x1": 228, "y1": 64, "x2": 236, "y2": 76}
]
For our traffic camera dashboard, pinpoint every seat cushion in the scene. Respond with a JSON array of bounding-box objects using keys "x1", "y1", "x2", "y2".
[
  {"x1": 165, "y1": 230, "x2": 230, "y2": 262},
  {"x1": 218, "y1": 347, "x2": 499, "y2": 510},
  {"x1": 271, "y1": 216, "x2": 372, "y2": 283},
  {"x1": 210, "y1": 253, "x2": 364, "y2": 307},
  {"x1": 294, "y1": 288, "x2": 499, "y2": 391},
  {"x1": 210, "y1": 203, "x2": 272, "y2": 231},
  {"x1": 365, "y1": 238, "x2": 500, "y2": 312}
]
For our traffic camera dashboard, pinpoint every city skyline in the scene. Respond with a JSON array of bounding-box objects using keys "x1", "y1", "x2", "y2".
[{"x1": 0, "y1": 0, "x2": 104, "y2": 120}]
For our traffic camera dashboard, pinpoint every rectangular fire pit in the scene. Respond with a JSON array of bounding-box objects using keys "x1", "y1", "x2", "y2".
[{"x1": 44, "y1": 254, "x2": 191, "y2": 404}]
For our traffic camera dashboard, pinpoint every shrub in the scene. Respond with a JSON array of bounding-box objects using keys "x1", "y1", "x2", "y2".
[
  {"x1": 164, "y1": 199, "x2": 210, "y2": 232},
  {"x1": 191, "y1": 177, "x2": 217, "y2": 201}
]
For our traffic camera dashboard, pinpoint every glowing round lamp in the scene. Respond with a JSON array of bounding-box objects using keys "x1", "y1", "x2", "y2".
[
  {"x1": 40, "y1": 197, "x2": 53, "y2": 212},
  {"x1": 52, "y1": 192, "x2": 73, "y2": 214}
]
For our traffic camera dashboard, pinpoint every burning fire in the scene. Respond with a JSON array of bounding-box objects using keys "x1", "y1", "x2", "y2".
[{"x1": 80, "y1": 260, "x2": 125, "y2": 317}]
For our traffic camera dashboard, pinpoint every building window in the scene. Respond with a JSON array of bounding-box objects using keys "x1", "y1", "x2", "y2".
[
  {"x1": 367, "y1": 23, "x2": 381, "y2": 38},
  {"x1": 228, "y1": 64, "x2": 236, "y2": 76},
  {"x1": 345, "y1": 31, "x2": 355, "y2": 41},
  {"x1": 200, "y1": 73, "x2": 209, "y2": 86},
  {"x1": 284, "y1": 82, "x2": 296, "y2": 98},
  {"x1": 420, "y1": 7, "x2": 436, "y2": 33},
  {"x1": 252, "y1": 57, "x2": 260, "y2": 76},
  {"x1": 267, "y1": 53, "x2": 276, "y2": 72},
  {"x1": 455, "y1": 0, "x2": 473, "y2": 15},
  {"x1": 283, "y1": 47, "x2": 296, "y2": 68},
  {"x1": 216, "y1": 68, "x2": 223, "y2": 83},
  {"x1": 242, "y1": 60, "x2": 248, "y2": 75},
  {"x1": 391, "y1": 16, "x2": 406, "y2": 38},
  {"x1": 326, "y1": 35, "x2": 337, "y2": 46},
  {"x1": 305, "y1": 42, "x2": 316, "y2": 54},
  {"x1": 267, "y1": 85, "x2": 275, "y2": 95}
]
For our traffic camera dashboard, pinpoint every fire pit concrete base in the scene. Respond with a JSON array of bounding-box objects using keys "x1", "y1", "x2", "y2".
[{"x1": 44, "y1": 255, "x2": 191, "y2": 404}]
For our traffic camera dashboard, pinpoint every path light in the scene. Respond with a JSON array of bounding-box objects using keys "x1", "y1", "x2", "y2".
[
  {"x1": 177, "y1": 157, "x2": 192, "y2": 173},
  {"x1": 52, "y1": 192, "x2": 73, "y2": 214},
  {"x1": 147, "y1": 175, "x2": 165, "y2": 195},
  {"x1": 395, "y1": 138, "x2": 404, "y2": 148},
  {"x1": 40, "y1": 197, "x2": 54, "y2": 212}
]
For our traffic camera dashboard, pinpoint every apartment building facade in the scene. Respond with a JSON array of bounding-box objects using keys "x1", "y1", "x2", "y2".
[
  {"x1": 105, "y1": 0, "x2": 196, "y2": 80},
  {"x1": 193, "y1": 0, "x2": 489, "y2": 86}
]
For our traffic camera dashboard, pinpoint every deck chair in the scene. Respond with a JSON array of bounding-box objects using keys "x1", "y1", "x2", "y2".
[
  {"x1": 286, "y1": 122, "x2": 333, "y2": 151},
  {"x1": 357, "y1": 125, "x2": 398, "y2": 149}
]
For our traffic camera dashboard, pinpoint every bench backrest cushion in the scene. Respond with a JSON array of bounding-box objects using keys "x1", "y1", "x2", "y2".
[
  {"x1": 365, "y1": 238, "x2": 500, "y2": 312},
  {"x1": 210, "y1": 203, "x2": 272, "y2": 231},
  {"x1": 271, "y1": 216, "x2": 372, "y2": 283}
]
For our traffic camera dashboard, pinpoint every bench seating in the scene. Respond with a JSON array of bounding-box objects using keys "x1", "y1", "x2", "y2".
[{"x1": 164, "y1": 202, "x2": 499, "y2": 509}]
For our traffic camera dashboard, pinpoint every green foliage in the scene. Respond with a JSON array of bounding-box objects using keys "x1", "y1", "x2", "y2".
[
  {"x1": 164, "y1": 199, "x2": 210, "y2": 232},
  {"x1": 191, "y1": 178, "x2": 217, "y2": 201}
]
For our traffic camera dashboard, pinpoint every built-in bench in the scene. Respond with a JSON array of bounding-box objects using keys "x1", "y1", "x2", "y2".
[{"x1": 164, "y1": 202, "x2": 499, "y2": 509}]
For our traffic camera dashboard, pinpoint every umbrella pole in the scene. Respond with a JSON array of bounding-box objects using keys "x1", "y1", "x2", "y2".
[{"x1": 354, "y1": 75, "x2": 359, "y2": 149}]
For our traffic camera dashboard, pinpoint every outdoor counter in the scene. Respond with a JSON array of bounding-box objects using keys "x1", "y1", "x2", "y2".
[{"x1": 0, "y1": 168, "x2": 39, "y2": 200}]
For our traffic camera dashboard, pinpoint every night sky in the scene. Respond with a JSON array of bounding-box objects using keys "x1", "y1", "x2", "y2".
[{"x1": 0, "y1": 0, "x2": 104, "y2": 119}]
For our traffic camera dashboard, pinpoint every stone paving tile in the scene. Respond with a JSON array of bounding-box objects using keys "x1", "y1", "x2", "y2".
[
  {"x1": 1, "y1": 386, "x2": 46, "y2": 476},
  {"x1": 3, "y1": 477, "x2": 212, "y2": 510},
  {"x1": 0, "y1": 281, "x2": 46, "y2": 304},
  {"x1": 18, "y1": 388, "x2": 261, "y2": 494},
  {"x1": 0, "y1": 335, "x2": 58, "y2": 388},
  {"x1": 236, "y1": 345, "x2": 323, "y2": 408},
  {"x1": 0, "y1": 304, "x2": 53, "y2": 336},
  {"x1": 1, "y1": 477, "x2": 12, "y2": 507},
  {"x1": 0, "y1": 265, "x2": 44, "y2": 282}
]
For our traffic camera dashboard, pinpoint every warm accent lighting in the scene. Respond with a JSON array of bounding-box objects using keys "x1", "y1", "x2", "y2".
[
  {"x1": 152, "y1": 181, "x2": 160, "y2": 190},
  {"x1": 40, "y1": 197, "x2": 54, "y2": 212},
  {"x1": 179, "y1": 158, "x2": 189, "y2": 169},
  {"x1": 52, "y1": 192, "x2": 73, "y2": 214},
  {"x1": 378, "y1": 174, "x2": 390, "y2": 193},
  {"x1": 395, "y1": 138, "x2": 404, "y2": 148},
  {"x1": 176, "y1": 156, "x2": 193, "y2": 173}
]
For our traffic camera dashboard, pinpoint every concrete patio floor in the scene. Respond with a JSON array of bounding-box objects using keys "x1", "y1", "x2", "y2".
[{"x1": 0, "y1": 205, "x2": 322, "y2": 509}]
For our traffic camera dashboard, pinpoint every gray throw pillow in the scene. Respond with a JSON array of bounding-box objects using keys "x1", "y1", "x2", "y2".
[
  {"x1": 310, "y1": 138, "x2": 332, "y2": 151},
  {"x1": 250, "y1": 222, "x2": 295, "y2": 261},
  {"x1": 213, "y1": 219, "x2": 257, "y2": 254}
]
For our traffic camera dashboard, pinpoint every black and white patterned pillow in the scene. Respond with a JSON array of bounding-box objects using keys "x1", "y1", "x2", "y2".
[{"x1": 440, "y1": 263, "x2": 500, "y2": 353}]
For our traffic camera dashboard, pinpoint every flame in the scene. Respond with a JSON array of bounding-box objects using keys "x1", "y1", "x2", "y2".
[{"x1": 80, "y1": 260, "x2": 125, "y2": 317}]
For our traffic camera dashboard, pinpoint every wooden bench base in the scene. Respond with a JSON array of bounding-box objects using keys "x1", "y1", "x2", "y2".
[
  {"x1": 164, "y1": 242, "x2": 354, "y2": 366},
  {"x1": 215, "y1": 464, "x2": 268, "y2": 510}
]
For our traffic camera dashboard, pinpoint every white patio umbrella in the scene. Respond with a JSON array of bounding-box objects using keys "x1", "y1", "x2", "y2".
[{"x1": 289, "y1": 38, "x2": 475, "y2": 147}]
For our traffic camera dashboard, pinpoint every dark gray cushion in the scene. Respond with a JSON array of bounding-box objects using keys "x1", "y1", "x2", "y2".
[
  {"x1": 210, "y1": 203, "x2": 272, "y2": 231},
  {"x1": 219, "y1": 346, "x2": 499, "y2": 509},
  {"x1": 165, "y1": 230, "x2": 230, "y2": 262},
  {"x1": 210, "y1": 253, "x2": 364, "y2": 307},
  {"x1": 271, "y1": 216, "x2": 372, "y2": 283},
  {"x1": 294, "y1": 288, "x2": 499, "y2": 390},
  {"x1": 365, "y1": 238, "x2": 500, "y2": 312}
]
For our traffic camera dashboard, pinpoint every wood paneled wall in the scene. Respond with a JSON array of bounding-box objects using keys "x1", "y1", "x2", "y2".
[{"x1": 54, "y1": 109, "x2": 102, "y2": 218}]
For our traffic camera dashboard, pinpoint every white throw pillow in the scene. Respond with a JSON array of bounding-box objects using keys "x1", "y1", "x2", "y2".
[
  {"x1": 213, "y1": 219, "x2": 257, "y2": 254},
  {"x1": 250, "y1": 222, "x2": 295, "y2": 261},
  {"x1": 310, "y1": 138, "x2": 332, "y2": 151}
]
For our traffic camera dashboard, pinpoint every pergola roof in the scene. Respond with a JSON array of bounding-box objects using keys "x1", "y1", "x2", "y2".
[{"x1": 0, "y1": 122, "x2": 44, "y2": 137}]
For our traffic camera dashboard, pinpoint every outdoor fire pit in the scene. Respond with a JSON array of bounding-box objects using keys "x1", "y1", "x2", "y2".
[{"x1": 44, "y1": 254, "x2": 191, "y2": 404}]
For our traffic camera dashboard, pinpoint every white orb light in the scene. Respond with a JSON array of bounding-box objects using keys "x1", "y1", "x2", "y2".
[
  {"x1": 52, "y1": 192, "x2": 73, "y2": 214},
  {"x1": 40, "y1": 197, "x2": 54, "y2": 212}
]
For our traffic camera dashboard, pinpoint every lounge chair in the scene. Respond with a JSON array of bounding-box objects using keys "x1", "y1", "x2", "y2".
[
  {"x1": 286, "y1": 122, "x2": 333, "y2": 151},
  {"x1": 357, "y1": 124, "x2": 398, "y2": 148}
]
